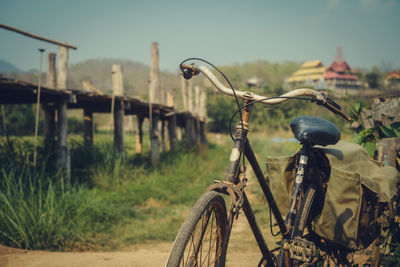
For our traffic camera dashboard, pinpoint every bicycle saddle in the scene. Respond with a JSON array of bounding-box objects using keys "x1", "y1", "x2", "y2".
[{"x1": 290, "y1": 116, "x2": 340, "y2": 146}]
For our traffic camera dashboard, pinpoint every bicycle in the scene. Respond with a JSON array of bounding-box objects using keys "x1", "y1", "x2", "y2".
[{"x1": 165, "y1": 59, "x2": 399, "y2": 267}]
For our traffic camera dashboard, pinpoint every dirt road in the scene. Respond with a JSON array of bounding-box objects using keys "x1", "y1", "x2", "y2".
[{"x1": 0, "y1": 243, "x2": 171, "y2": 267}]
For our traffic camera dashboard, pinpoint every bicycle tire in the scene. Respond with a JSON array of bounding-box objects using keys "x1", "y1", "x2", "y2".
[
  {"x1": 292, "y1": 183, "x2": 317, "y2": 237},
  {"x1": 166, "y1": 191, "x2": 228, "y2": 267}
]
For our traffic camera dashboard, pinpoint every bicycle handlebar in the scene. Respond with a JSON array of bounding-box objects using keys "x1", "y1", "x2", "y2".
[{"x1": 180, "y1": 63, "x2": 351, "y2": 121}]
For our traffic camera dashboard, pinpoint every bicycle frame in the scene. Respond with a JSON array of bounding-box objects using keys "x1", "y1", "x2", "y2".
[
  {"x1": 205, "y1": 97, "x2": 294, "y2": 266},
  {"x1": 179, "y1": 62, "x2": 351, "y2": 266}
]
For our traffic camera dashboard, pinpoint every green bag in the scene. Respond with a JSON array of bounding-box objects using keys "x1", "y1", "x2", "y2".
[{"x1": 266, "y1": 141, "x2": 400, "y2": 250}]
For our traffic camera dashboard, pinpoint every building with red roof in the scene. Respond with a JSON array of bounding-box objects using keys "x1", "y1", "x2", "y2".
[
  {"x1": 385, "y1": 70, "x2": 400, "y2": 90},
  {"x1": 323, "y1": 47, "x2": 360, "y2": 90}
]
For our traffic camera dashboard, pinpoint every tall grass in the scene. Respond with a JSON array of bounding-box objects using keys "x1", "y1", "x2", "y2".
[
  {"x1": 0, "y1": 164, "x2": 127, "y2": 250},
  {"x1": 0, "y1": 135, "x2": 230, "y2": 250}
]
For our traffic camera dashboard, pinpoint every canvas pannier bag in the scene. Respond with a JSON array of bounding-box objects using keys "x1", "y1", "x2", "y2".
[{"x1": 266, "y1": 141, "x2": 399, "y2": 250}]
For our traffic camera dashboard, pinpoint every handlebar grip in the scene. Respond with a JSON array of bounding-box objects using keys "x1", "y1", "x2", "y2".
[
  {"x1": 323, "y1": 102, "x2": 351, "y2": 121},
  {"x1": 326, "y1": 97, "x2": 342, "y2": 110}
]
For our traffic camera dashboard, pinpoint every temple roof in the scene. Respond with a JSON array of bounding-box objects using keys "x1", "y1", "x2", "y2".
[
  {"x1": 323, "y1": 60, "x2": 358, "y2": 80},
  {"x1": 386, "y1": 70, "x2": 400, "y2": 80},
  {"x1": 287, "y1": 60, "x2": 326, "y2": 83}
]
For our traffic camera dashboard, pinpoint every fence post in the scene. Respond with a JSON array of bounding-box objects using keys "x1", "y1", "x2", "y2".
[
  {"x1": 83, "y1": 109, "x2": 93, "y2": 146},
  {"x1": 56, "y1": 46, "x2": 70, "y2": 185},
  {"x1": 376, "y1": 138, "x2": 400, "y2": 167},
  {"x1": 188, "y1": 79, "x2": 193, "y2": 113},
  {"x1": 149, "y1": 42, "x2": 160, "y2": 165},
  {"x1": 44, "y1": 52, "x2": 56, "y2": 152},
  {"x1": 199, "y1": 86, "x2": 207, "y2": 144},
  {"x1": 167, "y1": 90, "x2": 177, "y2": 151},
  {"x1": 185, "y1": 114, "x2": 194, "y2": 146},
  {"x1": 112, "y1": 64, "x2": 125, "y2": 160},
  {"x1": 194, "y1": 85, "x2": 201, "y2": 144},
  {"x1": 181, "y1": 76, "x2": 188, "y2": 111},
  {"x1": 135, "y1": 115, "x2": 144, "y2": 154}
]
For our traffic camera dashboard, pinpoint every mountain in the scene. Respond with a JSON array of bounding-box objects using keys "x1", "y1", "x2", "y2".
[
  {"x1": 0, "y1": 60, "x2": 22, "y2": 74},
  {"x1": 68, "y1": 58, "x2": 179, "y2": 99},
  {"x1": 1, "y1": 57, "x2": 301, "y2": 99}
]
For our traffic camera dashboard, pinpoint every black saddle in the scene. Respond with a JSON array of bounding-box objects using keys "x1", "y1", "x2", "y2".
[{"x1": 290, "y1": 116, "x2": 340, "y2": 146}]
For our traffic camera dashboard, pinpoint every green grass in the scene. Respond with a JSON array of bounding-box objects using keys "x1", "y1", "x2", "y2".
[
  {"x1": 0, "y1": 131, "x2": 308, "y2": 251},
  {"x1": 0, "y1": 134, "x2": 231, "y2": 250}
]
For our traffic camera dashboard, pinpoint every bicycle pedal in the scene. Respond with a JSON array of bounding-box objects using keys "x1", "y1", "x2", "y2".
[{"x1": 288, "y1": 237, "x2": 316, "y2": 263}]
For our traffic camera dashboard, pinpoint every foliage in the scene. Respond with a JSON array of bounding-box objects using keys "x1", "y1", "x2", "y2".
[
  {"x1": 1, "y1": 104, "x2": 37, "y2": 136},
  {"x1": 365, "y1": 72, "x2": 380, "y2": 88},
  {"x1": 350, "y1": 101, "x2": 400, "y2": 156},
  {"x1": 206, "y1": 94, "x2": 237, "y2": 133}
]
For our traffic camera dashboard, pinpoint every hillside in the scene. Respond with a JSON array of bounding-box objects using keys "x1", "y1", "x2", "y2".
[
  {"x1": 0, "y1": 59, "x2": 21, "y2": 74},
  {"x1": 68, "y1": 58, "x2": 180, "y2": 99}
]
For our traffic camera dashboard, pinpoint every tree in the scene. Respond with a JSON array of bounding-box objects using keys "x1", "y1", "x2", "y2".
[{"x1": 365, "y1": 72, "x2": 379, "y2": 88}]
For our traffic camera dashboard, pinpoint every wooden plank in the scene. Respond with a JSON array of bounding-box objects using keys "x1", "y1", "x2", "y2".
[
  {"x1": 149, "y1": 42, "x2": 161, "y2": 104},
  {"x1": 111, "y1": 65, "x2": 124, "y2": 96},
  {"x1": 166, "y1": 90, "x2": 175, "y2": 108},
  {"x1": 112, "y1": 64, "x2": 125, "y2": 159},
  {"x1": 149, "y1": 42, "x2": 161, "y2": 165},
  {"x1": 161, "y1": 120, "x2": 166, "y2": 152},
  {"x1": 199, "y1": 87, "x2": 207, "y2": 120},
  {"x1": 376, "y1": 137, "x2": 400, "y2": 167},
  {"x1": 83, "y1": 109, "x2": 93, "y2": 146},
  {"x1": 114, "y1": 101, "x2": 125, "y2": 159},
  {"x1": 185, "y1": 114, "x2": 196, "y2": 147},
  {"x1": 194, "y1": 85, "x2": 200, "y2": 115},
  {"x1": 372, "y1": 96, "x2": 400, "y2": 126},
  {"x1": 0, "y1": 23, "x2": 77, "y2": 50},
  {"x1": 57, "y1": 101, "x2": 69, "y2": 181},
  {"x1": 135, "y1": 115, "x2": 144, "y2": 154},
  {"x1": 188, "y1": 79, "x2": 193, "y2": 112},
  {"x1": 43, "y1": 53, "x2": 56, "y2": 152},
  {"x1": 200, "y1": 121, "x2": 207, "y2": 144},
  {"x1": 46, "y1": 53, "x2": 57, "y2": 88},
  {"x1": 56, "y1": 46, "x2": 70, "y2": 185},
  {"x1": 150, "y1": 110, "x2": 160, "y2": 165},
  {"x1": 57, "y1": 46, "x2": 69, "y2": 91},
  {"x1": 180, "y1": 76, "x2": 188, "y2": 110},
  {"x1": 168, "y1": 114, "x2": 177, "y2": 151}
]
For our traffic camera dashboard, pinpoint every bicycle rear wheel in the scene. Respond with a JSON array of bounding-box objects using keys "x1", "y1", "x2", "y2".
[{"x1": 166, "y1": 191, "x2": 228, "y2": 267}]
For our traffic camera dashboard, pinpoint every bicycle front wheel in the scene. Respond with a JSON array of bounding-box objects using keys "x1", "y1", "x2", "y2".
[{"x1": 166, "y1": 191, "x2": 228, "y2": 267}]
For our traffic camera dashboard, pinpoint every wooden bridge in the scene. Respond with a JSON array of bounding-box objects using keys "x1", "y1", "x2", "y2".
[{"x1": 0, "y1": 24, "x2": 207, "y2": 184}]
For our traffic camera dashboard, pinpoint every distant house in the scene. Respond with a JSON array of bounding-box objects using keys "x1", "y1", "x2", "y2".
[
  {"x1": 286, "y1": 60, "x2": 326, "y2": 89},
  {"x1": 323, "y1": 47, "x2": 360, "y2": 90},
  {"x1": 384, "y1": 70, "x2": 400, "y2": 90},
  {"x1": 246, "y1": 76, "x2": 261, "y2": 87}
]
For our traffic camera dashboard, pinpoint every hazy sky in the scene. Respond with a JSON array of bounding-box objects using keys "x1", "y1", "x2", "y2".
[{"x1": 1, "y1": 0, "x2": 399, "y2": 72}]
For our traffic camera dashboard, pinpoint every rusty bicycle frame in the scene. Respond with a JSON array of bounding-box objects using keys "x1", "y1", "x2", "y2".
[
  {"x1": 206, "y1": 96, "x2": 287, "y2": 266},
  {"x1": 179, "y1": 63, "x2": 351, "y2": 266}
]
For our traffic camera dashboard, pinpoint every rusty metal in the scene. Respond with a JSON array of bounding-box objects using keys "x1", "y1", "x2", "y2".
[
  {"x1": 206, "y1": 178, "x2": 247, "y2": 219},
  {"x1": 288, "y1": 237, "x2": 316, "y2": 263}
]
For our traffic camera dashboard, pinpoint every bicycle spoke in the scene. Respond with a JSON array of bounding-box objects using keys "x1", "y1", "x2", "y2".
[{"x1": 207, "y1": 212, "x2": 214, "y2": 266}]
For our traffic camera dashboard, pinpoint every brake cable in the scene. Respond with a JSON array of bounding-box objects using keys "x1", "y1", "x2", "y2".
[{"x1": 179, "y1": 57, "x2": 247, "y2": 177}]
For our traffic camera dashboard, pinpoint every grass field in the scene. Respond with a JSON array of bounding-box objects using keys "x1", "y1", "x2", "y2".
[
  {"x1": 0, "y1": 130, "x2": 303, "y2": 251},
  {"x1": 0, "y1": 133, "x2": 233, "y2": 251}
]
